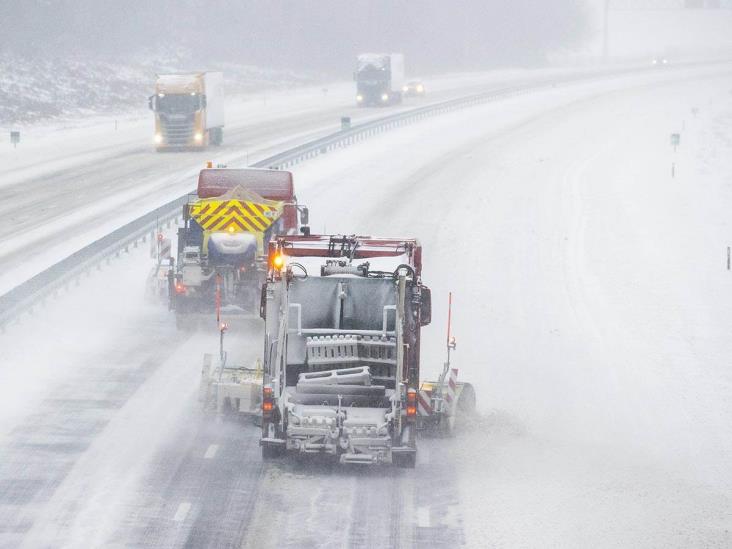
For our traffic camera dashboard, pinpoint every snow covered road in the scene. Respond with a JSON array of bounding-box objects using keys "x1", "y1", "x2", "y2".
[
  {"x1": 0, "y1": 68, "x2": 596, "y2": 296},
  {"x1": 1, "y1": 65, "x2": 731, "y2": 548}
]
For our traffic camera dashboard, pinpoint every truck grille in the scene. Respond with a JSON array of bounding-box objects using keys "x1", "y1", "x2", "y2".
[{"x1": 161, "y1": 114, "x2": 194, "y2": 145}]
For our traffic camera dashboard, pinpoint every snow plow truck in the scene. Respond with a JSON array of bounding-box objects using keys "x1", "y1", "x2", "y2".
[
  {"x1": 258, "y1": 235, "x2": 475, "y2": 467},
  {"x1": 168, "y1": 167, "x2": 309, "y2": 328}
]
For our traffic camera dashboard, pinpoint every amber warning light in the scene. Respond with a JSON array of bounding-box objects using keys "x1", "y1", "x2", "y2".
[
  {"x1": 262, "y1": 386, "x2": 275, "y2": 414},
  {"x1": 406, "y1": 389, "x2": 417, "y2": 417}
]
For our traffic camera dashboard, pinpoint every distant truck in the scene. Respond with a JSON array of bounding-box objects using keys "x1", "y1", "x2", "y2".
[
  {"x1": 148, "y1": 72, "x2": 224, "y2": 151},
  {"x1": 355, "y1": 53, "x2": 405, "y2": 107},
  {"x1": 168, "y1": 168, "x2": 309, "y2": 328}
]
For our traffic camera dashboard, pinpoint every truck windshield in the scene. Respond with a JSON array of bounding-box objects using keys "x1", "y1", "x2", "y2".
[
  {"x1": 356, "y1": 66, "x2": 388, "y2": 83},
  {"x1": 156, "y1": 94, "x2": 201, "y2": 114}
]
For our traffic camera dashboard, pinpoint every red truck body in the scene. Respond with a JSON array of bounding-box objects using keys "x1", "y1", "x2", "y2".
[
  {"x1": 267, "y1": 234, "x2": 423, "y2": 277},
  {"x1": 197, "y1": 168, "x2": 298, "y2": 232}
]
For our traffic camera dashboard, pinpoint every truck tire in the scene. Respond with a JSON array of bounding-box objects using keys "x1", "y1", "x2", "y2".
[
  {"x1": 448, "y1": 383, "x2": 477, "y2": 436},
  {"x1": 261, "y1": 444, "x2": 282, "y2": 460},
  {"x1": 457, "y1": 383, "x2": 477, "y2": 416},
  {"x1": 175, "y1": 314, "x2": 193, "y2": 331},
  {"x1": 393, "y1": 452, "x2": 416, "y2": 469},
  {"x1": 210, "y1": 127, "x2": 223, "y2": 146}
]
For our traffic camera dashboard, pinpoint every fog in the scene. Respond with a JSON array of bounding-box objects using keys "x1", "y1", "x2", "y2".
[{"x1": 1, "y1": 0, "x2": 587, "y2": 71}]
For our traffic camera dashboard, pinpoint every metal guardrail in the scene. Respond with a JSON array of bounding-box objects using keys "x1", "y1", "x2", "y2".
[{"x1": 0, "y1": 61, "x2": 727, "y2": 331}]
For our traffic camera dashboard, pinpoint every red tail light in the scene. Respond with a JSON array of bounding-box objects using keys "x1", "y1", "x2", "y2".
[
  {"x1": 262, "y1": 385, "x2": 275, "y2": 416},
  {"x1": 174, "y1": 282, "x2": 187, "y2": 295}
]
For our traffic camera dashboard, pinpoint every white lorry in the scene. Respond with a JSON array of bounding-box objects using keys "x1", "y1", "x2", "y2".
[
  {"x1": 148, "y1": 72, "x2": 225, "y2": 150},
  {"x1": 355, "y1": 53, "x2": 406, "y2": 106}
]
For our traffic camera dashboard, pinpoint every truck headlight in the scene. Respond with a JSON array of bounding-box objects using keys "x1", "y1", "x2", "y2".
[
  {"x1": 381, "y1": 93, "x2": 389, "y2": 102},
  {"x1": 154, "y1": 133, "x2": 163, "y2": 144},
  {"x1": 194, "y1": 132, "x2": 203, "y2": 142},
  {"x1": 356, "y1": 94, "x2": 363, "y2": 102},
  {"x1": 402, "y1": 86, "x2": 408, "y2": 92},
  {"x1": 416, "y1": 85, "x2": 424, "y2": 92}
]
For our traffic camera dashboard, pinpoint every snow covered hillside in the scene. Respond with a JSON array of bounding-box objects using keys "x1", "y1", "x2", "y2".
[{"x1": 0, "y1": 53, "x2": 319, "y2": 126}]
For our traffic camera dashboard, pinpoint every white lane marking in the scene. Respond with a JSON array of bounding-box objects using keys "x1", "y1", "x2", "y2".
[
  {"x1": 204, "y1": 444, "x2": 219, "y2": 459},
  {"x1": 173, "y1": 501, "x2": 192, "y2": 522},
  {"x1": 417, "y1": 506, "x2": 431, "y2": 528}
]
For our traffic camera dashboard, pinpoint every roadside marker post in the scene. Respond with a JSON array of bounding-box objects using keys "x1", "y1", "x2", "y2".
[{"x1": 670, "y1": 133, "x2": 680, "y2": 152}]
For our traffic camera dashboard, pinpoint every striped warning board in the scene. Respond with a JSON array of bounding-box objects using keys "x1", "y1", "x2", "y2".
[
  {"x1": 190, "y1": 198, "x2": 282, "y2": 233},
  {"x1": 444, "y1": 368, "x2": 458, "y2": 414},
  {"x1": 417, "y1": 390, "x2": 433, "y2": 416}
]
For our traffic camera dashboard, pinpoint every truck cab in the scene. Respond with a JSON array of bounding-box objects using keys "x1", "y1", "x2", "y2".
[
  {"x1": 355, "y1": 53, "x2": 405, "y2": 107},
  {"x1": 149, "y1": 72, "x2": 224, "y2": 150}
]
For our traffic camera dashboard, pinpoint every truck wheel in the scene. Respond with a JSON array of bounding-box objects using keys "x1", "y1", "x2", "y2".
[
  {"x1": 457, "y1": 383, "x2": 477, "y2": 416},
  {"x1": 210, "y1": 127, "x2": 223, "y2": 146},
  {"x1": 393, "y1": 452, "x2": 416, "y2": 469},
  {"x1": 175, "y1": 314, "x2": 192, "y2": 331},
  {"x1": 449, "y1": 383, "x2": 477, "y2": 435},
  {"x1": 261, "y1": 444, "x2": 282, "y2": 460}
]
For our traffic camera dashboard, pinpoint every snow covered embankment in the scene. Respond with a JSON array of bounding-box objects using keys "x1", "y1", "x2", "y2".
[{"x1": 0, "y1": 53, "x2": 319, "y2": 127}]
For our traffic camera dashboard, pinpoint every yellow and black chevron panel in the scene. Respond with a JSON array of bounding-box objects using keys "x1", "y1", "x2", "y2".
[{"x1": 190, "y1": 199, "x2": 282, "y2": 233}]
